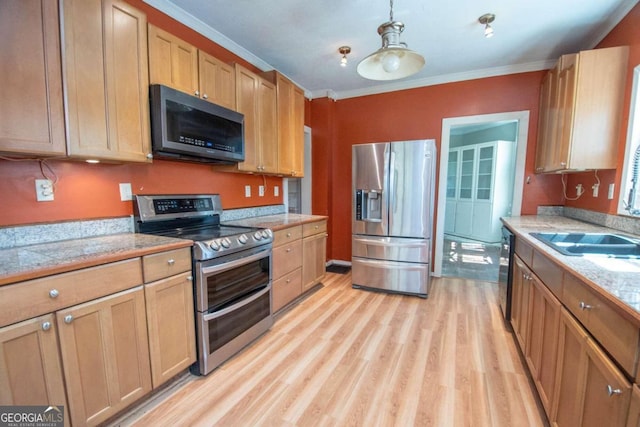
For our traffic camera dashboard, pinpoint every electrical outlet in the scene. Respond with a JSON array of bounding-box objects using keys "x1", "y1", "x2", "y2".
[
  {"x1": 608, "y1": 183, "x2": 615, "y2": 200},
  {"x1": 119, "y1": 183, "x2": 132, "y2": 201},
  {"x1": 245, "y1": 185, "x2": 251, "y2": 198},
  {"x1": 35, "y1": 179, "x2": 54, "y2": 202},
  {"x1": 576, "y1": 184, "x2": 584, "y2": 196},
  {"x1": 274, "y1": 186, "x2": 279, "y2": 197},
  {"x1": 259, "y1": 185, "x2": 265, "y2": 197},
  {"x1": 592, "y1": 183, "x2": 599, "y2": 198}
]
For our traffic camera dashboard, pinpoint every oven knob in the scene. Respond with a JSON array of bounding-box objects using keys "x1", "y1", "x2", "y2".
[
  {"x1": 261, "y1": 230, "x2": 271, "y2": 239},
  {"x1": 221, "y1": 238, "x2": 231, "y2": 248},
  {"x1": 210, "y1": 240, "x2": 221, "y2": 251},
  {"x1": 264, "y1": 229, "x2": 273, "y2": 238},
  {"x1": 253, "y1": 231, "x2": 263, "y2": 240},
  {"x1": 238, "y1": 234, "x2": 248, "y2": 244}
]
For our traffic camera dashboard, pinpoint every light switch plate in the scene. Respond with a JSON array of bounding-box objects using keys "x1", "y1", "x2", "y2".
[
  {"x1": 274, "y1": 186, "x2": 279, "y2": 197},
  {"x1": 119, "y1": 183, "x2": 132, "y2": 201}
]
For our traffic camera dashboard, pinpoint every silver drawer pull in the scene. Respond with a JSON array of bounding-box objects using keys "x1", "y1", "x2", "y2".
[
  {"x1": 42, "y1": 322, "x2": 51, "y2": 331},
  {"x1": 187, "y1": 276, "x2": 193, "y2": 281},
  {"x1": 49, "y1": 289, "x2": 59, "y2": 299},
  {"x1": 579, "y1": 301, "x2": 593, "y2": 310},
  {"x1": 286, "y1": 279, "x2": 291, "y2": 283},
  {"x1": 286, "y1": 248, "x2": 292, "y2": 252},
  {"x1": 286, "y1": 232, "x2": 291, "y2": 237},
  {"x1": 64, "y1": 315, "x2": 73, "y2": 324},
  {"x1": 314, "y1": 225, "x2": 319, "y2": 229},
  {"x1": 167, "y1": 259, "x2": 175, "y2": 266},
  {"x1": 607, "y1": 385, "x2": 622, "y2": 396}
]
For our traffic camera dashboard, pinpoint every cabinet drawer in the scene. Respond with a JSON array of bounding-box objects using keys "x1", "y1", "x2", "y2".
[
  {"x1": 302, "y1": 220, "x2": 327, "y2": 237},
  {"x1": 563, "y1": 273, "x2": 639, "y2": 376},
  {"x1": 272, "y1": 268, "x2": 302, "y2": 312},
  {"x1": 515, "y1": 238, "x2": 534, "y2": 266},
  {"x1": 142, "y1": 248, "x2": 192, "y2": 283},
  {"x1": 273, "y1": 240, "x2": 303, "y2": 279},
  {"x1": 532, "y1": 251, "x2": 562, "y2": 298},
  {"x1": 273, "y1": 225, "x2": 302, "y2": 247},
  {"x1": 0, "y1": 258, "x2": 143, "y2": 327}
]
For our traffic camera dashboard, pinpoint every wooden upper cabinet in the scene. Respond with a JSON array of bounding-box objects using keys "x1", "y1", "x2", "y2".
[
  {"x1": 219, "y1": 64, "x2": 277, "y2": 174},
  {"x1": 148, "y1": 25, "x2": 199, "y2": 96},
  {"x1": 63, "y1": 0, "x2": 151, "y2": 162},
  {"x1": 262, "y1": 71, "x2": 305, "y2": 177},
  {"x1": 0, "y1": 0, "x2": 66, "y2": 156},
  {"x1": 198, "y1": 51, "x2": 236, "y2": 110},
  {"x1": 535, "y1": 46, "x2": 628, "y2": 173}
]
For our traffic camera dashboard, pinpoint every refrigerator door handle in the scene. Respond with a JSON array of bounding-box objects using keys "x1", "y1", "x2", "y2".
[
  {"x1": 389, "y1": 151, "x2": 396, "y2": 214},
  {"x1": 353, "y1": 236, "x2": 428, "y2": 248}
]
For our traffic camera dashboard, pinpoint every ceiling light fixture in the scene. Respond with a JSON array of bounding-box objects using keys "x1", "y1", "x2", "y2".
[
  {"x1": 339, "y1": 46, "x2": 351, "y2": 67},
  {"x1": 357, "y1": 0, "x2": 425, "y2": 80},
  {"x1": 478, "y1": 13, "x2": 495, "y2": 38}
]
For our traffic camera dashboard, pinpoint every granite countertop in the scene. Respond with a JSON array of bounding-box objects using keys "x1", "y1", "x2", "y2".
[
  {"x1": 502, "y1": 215, "x2": 640, "y2": 319},
  {"x1": 224, "y1": 213, "x2": 328, "y2": 231},
  {"x1": 0, "y1": 234, "x2": 193, "y2": 286}
]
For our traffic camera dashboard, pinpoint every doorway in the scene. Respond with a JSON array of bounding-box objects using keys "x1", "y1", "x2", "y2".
[{"x1": 433, "y1": 111, "x2": 530, "y2": 279}]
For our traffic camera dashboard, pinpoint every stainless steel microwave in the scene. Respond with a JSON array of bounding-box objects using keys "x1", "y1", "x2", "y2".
[{"x1": 149, "y1": 84, "x2": 245, "y2": 164}]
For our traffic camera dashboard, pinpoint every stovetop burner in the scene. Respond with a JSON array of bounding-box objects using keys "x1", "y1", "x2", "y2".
[{"x1": 133, "y1": 194, "x2": 273, "y2": 261}]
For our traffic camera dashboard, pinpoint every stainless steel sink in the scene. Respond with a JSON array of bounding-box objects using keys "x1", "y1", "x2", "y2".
[{"x1": 530, "y1": 232, "x2": 640, "y2": 257}]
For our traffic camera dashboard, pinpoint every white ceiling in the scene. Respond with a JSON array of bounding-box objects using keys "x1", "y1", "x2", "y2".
[{"x1": 144, "y1": 0, "x2": 638, "y2": 100}]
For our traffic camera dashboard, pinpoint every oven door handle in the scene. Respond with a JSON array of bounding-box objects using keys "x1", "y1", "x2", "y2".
[
  {"x1": 200, "y1": 249, "x2": 271, "y2": 276},
  {"x1": 203, "y1": 285, "x2": 271, "y2": 321}
]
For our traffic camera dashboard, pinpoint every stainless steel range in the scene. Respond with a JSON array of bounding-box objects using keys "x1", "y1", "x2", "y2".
[{"x1": 133, "y1": 194, "x2": 273, "y2": 375}]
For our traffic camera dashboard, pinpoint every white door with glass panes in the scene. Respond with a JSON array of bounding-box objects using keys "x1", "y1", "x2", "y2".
[{"x1": 447, "y1": 140, "x2": 514, "y2": 243}]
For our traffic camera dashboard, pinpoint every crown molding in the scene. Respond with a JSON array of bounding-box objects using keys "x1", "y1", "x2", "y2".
[{"x1": 310, "y1": 59, "x2": 556, "y2": 100}]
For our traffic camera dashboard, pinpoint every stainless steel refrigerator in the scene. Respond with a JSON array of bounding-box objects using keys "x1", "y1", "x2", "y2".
[{"x1": 352, "y1": 139, "x2": 436, "y2": 297}]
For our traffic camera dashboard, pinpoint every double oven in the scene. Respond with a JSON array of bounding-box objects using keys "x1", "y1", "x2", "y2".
[{"x1": 134, "y1": 194, "x2": 273, "y2": 375}]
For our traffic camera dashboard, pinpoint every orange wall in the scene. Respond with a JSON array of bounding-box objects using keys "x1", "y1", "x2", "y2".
[
  {"x1": 565, "y1": 3, "x2": 640, "y2": 214},
  {"x1": 0, "y1": 0, "x2": 282, "y2": 227},
  {"x1": 311, "y1": 72, "x2": 566, "y2": 262}
]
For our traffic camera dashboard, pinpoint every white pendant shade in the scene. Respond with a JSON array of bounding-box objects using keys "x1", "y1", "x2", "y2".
[{"x1": 357, "y1": 46, "x2": 425, "y2": 80}]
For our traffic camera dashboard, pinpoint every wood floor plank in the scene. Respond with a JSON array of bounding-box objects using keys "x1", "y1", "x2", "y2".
[{"x1": 114, "y1": 273, "x2": 546, "y2": 427}]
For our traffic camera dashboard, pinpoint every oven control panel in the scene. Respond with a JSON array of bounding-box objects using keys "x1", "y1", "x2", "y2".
[{"x1": 194, "y1": 230, "x2": 273, "y2": 260}]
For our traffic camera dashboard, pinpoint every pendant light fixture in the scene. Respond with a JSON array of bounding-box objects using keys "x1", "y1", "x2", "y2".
[
  {"x1": 357, "y1": 0, "x2": 425, "y2": 80},
  {"x1": 339, "y1": 46, "x2": 351, "y2": 67},
  {"x1": 478, "y1": 13, "x2": 495, "y2": 38}
]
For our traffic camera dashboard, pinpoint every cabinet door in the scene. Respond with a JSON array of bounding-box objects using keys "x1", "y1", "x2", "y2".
[
  {"x1": 553, "y1": 54, "x2": 577, "y2": 171},
  {"x1": 145, "y1": 272, "x2": 196, "y2": 388},
  {"x1": 302, "y1": 232, "x2": 327, "y2": 291},
  {"x1": 64, "y1": 0, "x2": 151, "y2": 162},
  {"x1": 526, "y1": 273, "x2": 561, "y2": 416},
  {"x1": 552, "y1": 307, "x2": 588, "y2": 427},
  {"x1": 0, "y1": 0, "x2": 65, "y2": 156},
  {"x1": 511, "y1": 256, "x2": 532, "y2": 352},
  {"x1": 535, "y1": 67, "x2": 556, "y2": 173},
  {"x1": 626, "y1": 385, "x2": 640, "y2": 427},
  {"x1": 276, "y1": 74, "x2": 305, "y2": 177},
  {"x1": 148, "y1": 25, "x2": 199, "y2": 96},
  {"x1": 0, "y1": 314, "x2": 68, "y2": 422},
  {"x1": 258, "y1": 78, "x2": 278, "y2": 174},
  {"x1": 198, "y1": 51, "x2": 235, "y2": 110},
  {"x1": 235, "y1": 64, "x2": 260, "y2": 172},
  {"x1": 57, "y1": 287, "x2": 151, "y2": 426},
  {"x1": 581, "y1": 338, "x2": 632, "y2": 427}
]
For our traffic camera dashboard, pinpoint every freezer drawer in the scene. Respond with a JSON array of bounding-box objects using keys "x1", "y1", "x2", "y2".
[
  {"x1": 352, "y1": 257, "x2": 430, "y2": 297},
  {"x1": 352, "y1": 235, "x2": 430, "y2": 263}
]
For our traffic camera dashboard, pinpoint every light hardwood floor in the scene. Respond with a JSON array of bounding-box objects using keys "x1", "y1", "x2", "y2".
[{"x1": 113, "y1": 272, "x2": 545, "y2": 427}]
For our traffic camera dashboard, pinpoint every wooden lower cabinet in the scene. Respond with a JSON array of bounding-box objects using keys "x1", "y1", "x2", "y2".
[
  {"x1": 551, "y1": 307, "x2": 631, "y2": 427},
  {"x1": 526, "y1": 271, "x2": 561, "y2": 415},
  {"x1": 510, "y1": 255, "x2": 532, "y2": 351},
  {"x1": 145, "y1": 272, "x2": 196, "y2": 388},
  {"x1": 57, "y1": 286, "x2": 152, "y2": 426},
  {"x1": 302, "y1": 229, "x2": 327, "y2": 291},
  {"x1": 0, "y1": 314, "x2": 69, "y2": 425},
  {"x1": 627, "y1": 385, "x2": 640, "y2": 427}
]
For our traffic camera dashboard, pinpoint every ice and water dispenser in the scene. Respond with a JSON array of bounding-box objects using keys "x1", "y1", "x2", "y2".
[{"x1": 355, "y1": 189, "x2": 383, "y2": 222}]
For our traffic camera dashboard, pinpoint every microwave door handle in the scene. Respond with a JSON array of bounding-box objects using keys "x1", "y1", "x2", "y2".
[
  {"x1": 202, "y1": 285, "x2": 271, "y2": 321},
  {"x1": 200, "y1": 249, "x2": 271, "y2": 275}
]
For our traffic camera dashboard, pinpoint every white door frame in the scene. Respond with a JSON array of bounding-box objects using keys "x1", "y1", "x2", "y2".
[{"x1": 433, "y1": 111, "x2": 530, "y2": 277}]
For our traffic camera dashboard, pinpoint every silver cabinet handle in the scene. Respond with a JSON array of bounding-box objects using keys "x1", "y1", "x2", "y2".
[
  {"x1": 286, "y1": 232, "x2": 291, "y2": 237},
  {"x1": 49, "y1": 289, "x2": 59, "y2": 299},
  {"x1": 607, "y1": 385, "x2": 622, "y2": 396},
  {"x1": 314, "y1": 225, "x2": 319, "y2": 229},
  {"x1": 167, "y1": 259, "x2": 175, "y2": 266},
  {"x1": 146, "y1": 153, "x2": 154, "y2": 159},
  {"x1": 286, "y1": 279, "x2": 291, "y2": 283},
  {"x1": 187, "y1": 276, "x2": 193, "y2": 281},
  {"x1": 579, "y1": 301, "x2": 593, "y2": 310},
  {"x1": 203, "y1": 93, "x2": 208, "y2": 99},
  {"x1": 194, "y1": 90, "x2": 200, "y2": 96},
  {"x1": 286, "y1": 248, "x2": 292, "y2": 252},
  {"x1": 64, "y1": 315, "x2": 73, "y2": 324},
  {"x1": 42, "y1": 322, "x2": 51, "y2": 331}
]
